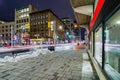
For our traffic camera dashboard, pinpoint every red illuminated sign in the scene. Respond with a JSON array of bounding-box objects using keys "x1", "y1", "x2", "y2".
[{"x1": 89, "y1": 0, "x2": 105, "y2": 31}]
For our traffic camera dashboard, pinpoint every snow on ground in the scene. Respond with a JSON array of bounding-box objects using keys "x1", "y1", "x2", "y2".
[
  {"x1": 0, "y1": 48, "x2": 54, "y2": 62},
  {"x1": 0, "y1": 44, "x2": 73, "y2": 62}
]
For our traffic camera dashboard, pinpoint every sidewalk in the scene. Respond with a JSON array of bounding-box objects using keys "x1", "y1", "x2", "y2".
[{"x1": 0, "y1": 50, "x2": 98, "y2": 80}]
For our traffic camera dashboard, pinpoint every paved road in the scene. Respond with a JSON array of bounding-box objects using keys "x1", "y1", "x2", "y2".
[{"x1": 0, "y1": 50, "x2": 97, "y2": 80}]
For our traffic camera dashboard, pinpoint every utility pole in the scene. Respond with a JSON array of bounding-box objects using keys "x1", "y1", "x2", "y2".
[{"x1": 53, "y1": 21, "x2": 56, "y2": 46}]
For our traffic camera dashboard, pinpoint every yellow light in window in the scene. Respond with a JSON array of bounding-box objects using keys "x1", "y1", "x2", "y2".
[{"x1": 48, "y1": 22, "x2": 51, "y2": 28}]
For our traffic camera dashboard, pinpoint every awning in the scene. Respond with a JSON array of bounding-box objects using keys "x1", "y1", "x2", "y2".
[{"x1": 70, "y1": 0, "x2": 94, "y2": 30}]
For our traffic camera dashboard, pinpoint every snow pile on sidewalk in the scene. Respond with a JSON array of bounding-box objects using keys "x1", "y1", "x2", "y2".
[{"x1": 0, "y1": 49, "x2": 54, "y2": 62}]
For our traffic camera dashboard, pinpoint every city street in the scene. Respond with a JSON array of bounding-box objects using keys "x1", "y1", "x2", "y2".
[{"x1": 0, "y1": 49, "x2": 98, "y2": 80}]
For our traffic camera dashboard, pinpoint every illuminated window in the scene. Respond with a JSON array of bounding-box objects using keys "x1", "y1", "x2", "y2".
[
  {"x1": 38, "y1": 22, "x2": 40, "y2": 25},
  {"x1": 26, "y1": 14, "x2": 29, "y2": 17},
  {"x1": 41, "y1": 16, "x2": 42, "y2": 19},
  {"x1": 26, "y1": 8, "x2": 29, "y2": 11},
  {"x1": 24, "y1": 8, "x2": 26, "y2": 12},
  {"x1": 43, "y1": 15, "x2": 45, "y2": 19},
  {"x1": 43, "y1": 21, "x2": 44, "y2": 24},
  {"x1": 21, "y1": 9, "x2": 24, "y2": 13},
  {"x1": 46, "y1": 14, "x2": 48, "y2": 18},
  {"x1": 46, "y1": 21, "x2": 48, "y2": 24}
]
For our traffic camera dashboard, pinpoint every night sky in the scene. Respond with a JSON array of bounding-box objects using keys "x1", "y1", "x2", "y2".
[{"x1": 0, "y1": 0, "x2": 76, "y2": 22}]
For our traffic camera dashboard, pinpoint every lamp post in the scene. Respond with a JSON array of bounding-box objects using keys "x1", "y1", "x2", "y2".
[
  {"x1": 20, "y1": 25, "x2": 27, "y2": 45},
  {"x1": 11, "y1": 26, "x2": 14, "y2": 47},
  {"x1": 58, "y1": 25, "x2": 63, "y2": 43},
  {"x1": 52, "y1": 21, "x2": 56, "y2": 46},
  {"x1": 49, "y1": 21, "x2": 56, "y2": 45},
  {"x1": 0, "y1": 34, "x2": 2, "y2": 47}
]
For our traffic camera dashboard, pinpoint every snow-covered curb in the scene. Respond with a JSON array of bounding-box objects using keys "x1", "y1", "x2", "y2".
[{"x1": 0, "y1": 49, "x2": 54, "y2": 62}]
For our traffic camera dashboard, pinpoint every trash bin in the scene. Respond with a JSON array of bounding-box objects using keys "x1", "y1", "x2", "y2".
[{"x1": 48, "y1": 46, "x2": 55, "y2": 51}]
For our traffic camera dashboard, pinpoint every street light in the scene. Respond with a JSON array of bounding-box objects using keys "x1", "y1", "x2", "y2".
[
  {"x1": 66, "y1": 32, "x2": 69, "y2": 35},
  {"x1": 59, "y1": 25, "x2": 63, "y2": 30}
]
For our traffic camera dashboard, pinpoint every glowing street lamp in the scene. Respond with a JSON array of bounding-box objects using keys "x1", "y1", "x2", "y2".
[
  {"x1": 74, "y1": 24, "x2": 78, "y2": 28},
  {"x1": 66, "y1": 32, "x2": 69, "y2": 35},
  {"x1": 59, "y1": 25, "x2": 62, "y2": 30}
]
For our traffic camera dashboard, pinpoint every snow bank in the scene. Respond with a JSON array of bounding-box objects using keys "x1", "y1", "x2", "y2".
[{"x1": 0, "y1": 48, "x2": 53, "y2": 62}]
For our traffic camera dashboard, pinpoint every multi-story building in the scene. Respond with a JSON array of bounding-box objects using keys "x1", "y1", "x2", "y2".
[
  {"x1": 0, "y1": 21, "x2": 14, "y2": 44},
  {"x1": 61, "y1": 17, "x2": 74, "y2": 32},
  {"x1": 30, "y1": 9, "x2": 64, "y2": 44},
  {"x1": 15, "y1": 4, "x2": 37, "y2": 44},
  {"x1": 61, "y1": 17, "x2": 74, "y2": 41}
]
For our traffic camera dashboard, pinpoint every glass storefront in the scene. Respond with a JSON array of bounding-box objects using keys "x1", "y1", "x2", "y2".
[
  {"x1": 105, "y1": 9, "x2": 120, "y2": 79},
  {"x1": 94, "y1": 24, "x2": 103, "y2": 66}
]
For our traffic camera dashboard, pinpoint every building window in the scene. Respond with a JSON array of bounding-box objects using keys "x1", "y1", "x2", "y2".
[
  {"x1": 6, "y1": 34, "x2": 8, "y2": 37},
  {"x1": 26, "y1": 8, "x2": 29, "y2": 12},
  {"x1": 24, "y1": 19, "x2": 26, "y2": 22},
  {"x1": 17, "y1": 20, "x2": 19, "y2": 23},
  {"x1": 26, "y1": 14, "x2": 29, "y2": 17},
  {"x1": 104, "y1": 9, "x2": 120, "y2": 79},
  {"x1": 26, "y1": 18, "x2": 29, "y2": 22},
  {"x1": 23, "y1": 8, "x2": 26, "y2": 12},
  {"x1": 41, "y1": 21, "x2": 42, "y2": 24},
  {"x1": 43, "y1": 15, "x2": 45, "y2": 19},
  {"x1": 19, "y1": 20, "x2": 21, "y2": 23},
  {"x1": 38, "y1": 16, "x2": 41, "y2": 19},
  {"x1": 17, "y1": 25, "x2": 19, "y2": 28},
  {"x1": 46, "y1": 21, "x2": 48, "y2": 24},
  {"x1": 41, "y1": 16, "x2": 43, "y2": 19},
  {"x1": 94, "y1": 24, "x2": 103, "y2": 66},
  {"x1": 34, "y1": 28, "x2": 36, "y2": 32},
  {"x1": 2, "y1": 34, "x2": 4, "y2": 37},
  {"x1": 46, "y1": 14, "x2": 48, "y2": 18},
  {"x1": 33, "y1": 23, "x2": 35, "y2": 25},
  {"x1": 46, "y1": 27, "x2": 48, "y2": 30},
  {"x1": 17, "y1": 30, "x2": 19, "y2": 32},
  {"x1": 6, "y1": 26, "x2": 8, "y2": 28},
  {"x1": 42, "y1": 21, "x2": 44, "y2": 24},
  {"x1": 38, "y1": 22, "x2": 40, "y2": 25},
  {"x1": 31, "y1": 18, "x2": 32, "y2": 21}
]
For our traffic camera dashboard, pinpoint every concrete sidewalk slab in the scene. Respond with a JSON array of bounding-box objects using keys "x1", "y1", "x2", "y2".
[{"x1": 0, "y1": 50, "x2": 98, "y2": 80}]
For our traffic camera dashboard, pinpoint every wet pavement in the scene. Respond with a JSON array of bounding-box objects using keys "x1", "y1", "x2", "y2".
[{"x1": 0, "y1": 50, "x2": 98, "y2": 80}]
